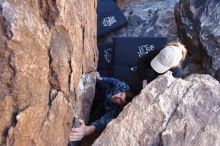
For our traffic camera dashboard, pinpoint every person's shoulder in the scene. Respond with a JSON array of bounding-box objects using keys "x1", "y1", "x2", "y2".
[{"x1": 170, "y1": 67, "x2": 183, "y2": 78}]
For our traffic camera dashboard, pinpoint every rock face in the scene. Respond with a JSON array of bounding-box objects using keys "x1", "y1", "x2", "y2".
[
  {"x1": 175, "y1": 0, "x2": 220, "y2": 76},
  {"x1": 0, "y1": 0, "x2": 97, "y2": 146},
  {"x1": 102, "y1": 0, "x2": 179, "y2": 41},
  {"x1": 93, "y1": 72, "x2": 220, "y2": 146}
]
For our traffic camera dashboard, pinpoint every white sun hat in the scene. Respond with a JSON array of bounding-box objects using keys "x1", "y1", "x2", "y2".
[{"x1": 150, "y1": 46, "x2": 183, "y2": 74}]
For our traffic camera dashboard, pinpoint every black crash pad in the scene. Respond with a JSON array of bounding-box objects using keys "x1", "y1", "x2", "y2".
[
  {"x1": 112, "y1": 37, "x2": 168, "y2": 93},
  {"x1": 97, "y1": 43, "x2": 113, "y2": 77},
  {"x1": 97, "y1": 0, "x2": 128, "y2": 37}
]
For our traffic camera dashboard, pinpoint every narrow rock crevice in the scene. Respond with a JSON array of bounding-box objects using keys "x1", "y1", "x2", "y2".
[
  {"x1": 11, "y1": 111, "x2": 18, "y2": 127},
  {"x1": 153, "y1": 77, "x2": 176, "y2": 101},
  {"x1": 68, "y1": 46, "x2": 73, "y2": 92},
  {"x1": 2, "y1": 127, "x2": 10, "y2": 142},
  {"x1": 48, "y1": 47, "x2": 61, "y2": 91},
  {"x1": 8, "y1": 53, "x2": 16, "y2": 79},
  {"x1": 2, "y1": 110, "x2": 18, "y2": 144},
  {"x1": 183, "y1": 124, "x2": 187, "y2": 139},
  {"x1": 157, "y1": 81, "x2": 194, "y2": 145},
  {"x1": 47, "y1": 46, "x2": 60, "y2": 108},
  {"x1": 164, "y1": 81, "x2": 194, "y2": 127},
  {"x1": 158, "y1": 129, "x2": 166, "y2": 146},
  {"x1": 82, "y1": 63, "x2": 84, "y2": 74},
  {"x1": 82, "y1": 26, "x2": 85, "y2": 52},
  {"x1": 38, "y1": 0, "x2": 59, "y2": 28},
  {"x1": 93, "y1": 52, "x2": 96, "y2": 63},
  {"x1": 68, "y1": 57, "x2": 73, "y2": 93},
  {"x1": 47, "y1": 26, "x2": 74, "y2": 103},
  {"x1": 49, "y1": 89, "x2": 58, "y2": 107},
  {"x1": 81, "y1": 26, "x2": 85, "y2": 74},
  {"x1": 73, "y1": 87, "x2": 77, "y2": 102},
  {"x1": 49, "y1": 89, "x2": 70, "y2": 107}
]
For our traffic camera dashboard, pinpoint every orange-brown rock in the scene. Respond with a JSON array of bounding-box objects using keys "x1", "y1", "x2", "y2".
[{"x1": 0, "y1": 0, "x2": 97, "y2": 146}]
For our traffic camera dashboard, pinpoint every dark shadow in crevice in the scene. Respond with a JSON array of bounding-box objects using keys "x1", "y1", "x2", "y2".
[{"x1": 38, "y1": 0, "x2": 59, "y2": 28}]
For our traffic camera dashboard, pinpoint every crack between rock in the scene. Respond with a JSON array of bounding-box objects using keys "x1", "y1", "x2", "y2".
[
  {"x1": 38, "y1": 0, "x2": 59, "y2": 29},
  {"x1": 47, "y1": 27, "x2": 75, "y2": 106},
  {"x1": 72, "y1": 87, "x2": 77, "y2": 103},
  {"x1": 82, "y1": 63, "x2": 84, "y2": 75},
  {"x1": 81, "y1": 26, "x2": 85, "y2": 74},
  {"x1": 2, "y1": 110, "x2": 18, "y2": 145},
  {"x1": 67, "y1": 60, "x2": 73, "y2": 102},
  {"x1": 134, "y1": 78, "x2": 184, "y2": 146},
  {"x1": 0, "y1": 8, "x2": 18, "y2": 145},
  {"x1": 67, "y1": 43, "x2": 73, "y2": 93},
  {"x1": 40, "y1": 89, "x2": 71, "y2": 136},
  {"x1": 158, "y1": 80, "x2": 195, "y2": 145},
  {"x1": 165, "y1": 81, "x2": 194, "y2": 126},
  {"x1": 152, "y1": 78, "x2": 176, "y2": 102},
  {"x1": 183, "y1": 124, "x2": 187, "y2": 139},
  {"x1": 82, "y1": 26, "x2": 85, "y2": 52},
  {"x1": 47, "y1": 46, "x2": 60, "y2": 108}
]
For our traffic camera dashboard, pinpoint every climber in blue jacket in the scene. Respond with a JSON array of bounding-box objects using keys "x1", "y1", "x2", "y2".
[{"x1": 69, "y1": 77, "x2": 135, "y2": 142}]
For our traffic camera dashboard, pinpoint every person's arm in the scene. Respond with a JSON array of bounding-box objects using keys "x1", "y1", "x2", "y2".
[
  {"x1": 137, "y1": 63, "x2": 159, "y2": 88},
  {"x1": 142, "y1": 79, "x2": 148, "y2": 88},
  {"x1": 69, "y1": 119, "x2": 96, "y2": 142},
  {"x1": 137, "y1": 49, "x2": 161, "y2": 81},
  {"x1": 91, "y1": 107, "x2": 120, "y2": 132},
  {"x1": 137, "y1": 55, "x2": 150, "y2": 81},
  {"x1": 102, "y1": 77, "x2": 129, "y2": 90}
]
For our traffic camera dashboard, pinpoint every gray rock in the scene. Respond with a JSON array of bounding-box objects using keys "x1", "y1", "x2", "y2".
[
  {"x1": 73, "y1": 72, "x2": 98, "y2": 124},
  {"x1": 102, "y1": 0, "x2": 179, "y2": 42},
  {"x1": 175, "y1": 0, "x2": 220, "y2": 76},
  {"x1": 93, "y1": 72, "x2": 220, "y2": 146}
]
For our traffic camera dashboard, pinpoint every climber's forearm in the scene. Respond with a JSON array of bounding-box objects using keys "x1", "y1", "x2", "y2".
[{"x1": 85, "y1": 125, "x2": 96, "y2": 136}]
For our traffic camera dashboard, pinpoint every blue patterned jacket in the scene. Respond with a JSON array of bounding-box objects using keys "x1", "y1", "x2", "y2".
[{"x1": 91, "y1": 77, "x2": 129, "y2": 132}]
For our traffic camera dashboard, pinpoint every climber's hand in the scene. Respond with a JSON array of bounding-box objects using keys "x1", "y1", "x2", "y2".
[
  {"x1": 69, "y1": 119, "x2": 86, "y2": 142},
  {"x1": 69, "y1": 119, "x2": 96, "y2": 142},
  {"x1": 96, "y1": 72, "x2": 102, "y2": 80}
]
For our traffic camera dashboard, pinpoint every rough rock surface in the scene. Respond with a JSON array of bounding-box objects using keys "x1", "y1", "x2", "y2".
[
  {"x1": 102, "y1": 0, "x2": 179, "y2": 42},
  {"x1": 117, "y1": 0, "x2": 166, "y2": 9},
  {"x1": 0, "y1": 0, "x2": 97, "y2": 146},
  {"x1": 175, "y1": 0, "x2": 220, "y2": 76},
  {"x1": 93, "y1": 72, "x2": 220, "y2": 146}
]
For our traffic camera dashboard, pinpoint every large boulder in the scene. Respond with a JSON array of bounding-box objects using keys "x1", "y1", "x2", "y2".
[
  {"x1": 175, "y1": 0, "x2": 220, "y2": 76},
  {"x1": 93, "y1": 72, "x2": 220, "y2": 146},
  {"x1": 0, "y1": 0, "x2": 97, "y2": 146}
]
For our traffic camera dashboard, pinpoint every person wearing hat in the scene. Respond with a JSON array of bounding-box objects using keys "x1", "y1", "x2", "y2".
[{"x1": 132, "y1": 42, "x2": 187, "y2": 88}]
